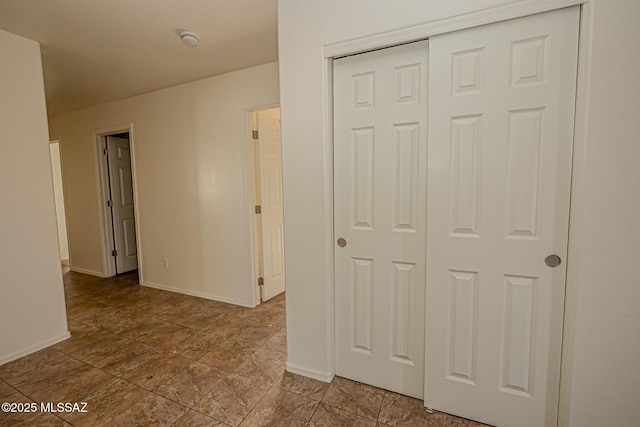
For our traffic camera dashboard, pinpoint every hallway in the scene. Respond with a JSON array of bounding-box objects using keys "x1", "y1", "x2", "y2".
[{"x1": 0, "y1": 271, "x2": 486, "y2": 426}]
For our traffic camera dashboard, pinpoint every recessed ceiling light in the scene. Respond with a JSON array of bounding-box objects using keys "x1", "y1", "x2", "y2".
[{"x1": 179, "y1": 31, "x2": 200, "y2": 47}]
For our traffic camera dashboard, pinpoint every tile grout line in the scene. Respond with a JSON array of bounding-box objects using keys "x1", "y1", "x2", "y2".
[
  {"x1": 304, "y1": 394, "x2": 322, "y2": 426},
  {"x1": 112, "y1": 298, "x2": 282, "y2": 425},
  {"x1": 377, "y1": 390, "x2": 388, "y2": 424},
  {"x1": 61, "y1": 276, "x2": 288, "y2": 426},
  {"x1": 64, "y1": 349, "x2": 201, "y2": 426},
  {"x1": 44, "y1": 345, "x2": 197, "y2": 425},
  {"x1": 63, "y1": 295, "x2": 270, "y2": 425},
  {"x1": 0, "y1": 363, "x2": 77, "y2": 426}
]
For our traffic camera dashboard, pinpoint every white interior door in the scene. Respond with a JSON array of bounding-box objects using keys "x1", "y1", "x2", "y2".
[
  {"x1": 257, "y1": 108, "x2": 285, "y2": 301},
  {"x1": 334, "y1": 41, "x2": 428, "y2": 399},
  {"x1": 107, "y1": 135, "x2": 138, "y2": 274},
  {"x1": 425, "y1": 8, "x2": 579, "y2": 427}
]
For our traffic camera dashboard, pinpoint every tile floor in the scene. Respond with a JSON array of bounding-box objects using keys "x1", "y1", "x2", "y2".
[{"x1": 0, "y1": 270, "x2": 490, "y2": 426}]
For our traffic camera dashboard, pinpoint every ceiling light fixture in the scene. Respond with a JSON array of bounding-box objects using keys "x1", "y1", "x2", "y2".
[{"x1": 179, "y1": 31, "x2": 200, "y2": 47}]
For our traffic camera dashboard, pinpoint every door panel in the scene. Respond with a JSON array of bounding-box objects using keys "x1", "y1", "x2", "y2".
[
  {"x1": 425, "y1": 8, "x2": 579, "y2": 426},
  {"x1": 257, "y1": 108, "x2": 285, "y2": 301},
  {"x1": 334, "y1": 41, "x2": 428, "y2": 399},
  {"x1": 107, "y1": 135, "x2": 138, "y2": 274}
]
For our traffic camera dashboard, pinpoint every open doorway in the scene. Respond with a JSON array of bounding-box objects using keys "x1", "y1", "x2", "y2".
[
  {"x1": 249, "y1": 106, "x2": 285, "y2": 303},
  {"x1": 96, "y1": 130, "x2": 140, "y2": 276},
  {"x1": 49, "y1": 140, "x2": 70, "y2": 267}
]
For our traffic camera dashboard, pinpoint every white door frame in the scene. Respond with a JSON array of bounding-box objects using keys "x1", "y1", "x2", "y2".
[
  {"x1": 49, "y1": 137, "x2": 71, "y2": 267},
  {"x1": 320, "y1": 1, "x2": 593, "y2": 425},
  {"x1": 93, "y1": 123, "x2": 144, "y2": 281},
  {"x1": 245, "y1": 104, "x2": 281, "y2": 307}
]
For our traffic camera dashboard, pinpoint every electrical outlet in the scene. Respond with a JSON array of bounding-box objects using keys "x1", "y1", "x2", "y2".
[{"x1": 163, "y1": 258, "x2": 169, "y2": 269}]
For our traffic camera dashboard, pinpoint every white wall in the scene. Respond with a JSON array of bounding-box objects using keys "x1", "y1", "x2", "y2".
[
  {"x1": 278, "y1": 0, "x2": 640, "y2": 425},
  {"x1": 49, "y1": 142, "x2": 69, "y2": 261},
  {"x1": 0, "y1": 29, "x2": 69, "y2": 364},
  {"x1": 49, "y1": 62, "x2": 279, "y2": 307},
  {"x1": 566, "y1": 1, "x2": 640, "y2": 424}
]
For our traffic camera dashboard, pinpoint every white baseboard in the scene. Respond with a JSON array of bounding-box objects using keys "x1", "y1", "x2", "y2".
[
  {"x1": 141, "y1": 281, "x2": 255, "y2": 308},
  {"x1": 286, "y1": 361, "x2": 335, "y2": 383},
  {"x1": 70, "y1": 267, "x2": 108, "y2": 277},
  {"x1": 0, "y1": 331, "x2": 71, "y2": 366}
]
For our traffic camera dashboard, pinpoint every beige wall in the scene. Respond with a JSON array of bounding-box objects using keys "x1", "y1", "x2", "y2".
[
  {"x1": 278, "y1": 0, "x2": 640, "y2": 425},
  {"x1": 0, "y1": 29, "x2": 69, "y2": 364},
  {"x1": 49, "y1": 62, "x2": 279, "y2": 307}
]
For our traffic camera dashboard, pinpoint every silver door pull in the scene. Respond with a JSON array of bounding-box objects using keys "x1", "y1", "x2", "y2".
[
  {"x1": 337, "y1": 238, "x2": 347, "y2": 247},
  {"x1": 545, "y1": 255, "x2": 561, "y2": 267}
]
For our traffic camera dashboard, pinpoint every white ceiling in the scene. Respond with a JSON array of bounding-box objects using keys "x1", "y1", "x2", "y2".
[{"x1": 0, "y1": 0, "x2": 278, "y2": 114}]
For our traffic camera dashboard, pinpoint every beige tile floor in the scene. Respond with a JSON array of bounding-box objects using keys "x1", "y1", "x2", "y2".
[{"x1": 0, "y1": 270, "x2": 490, "y2": 426}]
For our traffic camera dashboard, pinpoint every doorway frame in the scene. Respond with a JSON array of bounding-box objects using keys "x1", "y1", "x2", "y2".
[
  {"x1": 245, "y1": 104, "x2": 281, "y2": 307},
  {"x1": 93, "y1": 123, "x2": 144, "y2": 281},
  {"x1": 49, "y1": 137, "x2": 72, "y2": 267},
  {"x1": 320, "y1": 0, "x2": 593, "y2": 425}
]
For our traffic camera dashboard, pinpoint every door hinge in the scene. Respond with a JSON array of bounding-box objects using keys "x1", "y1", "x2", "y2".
[
  {"x1": 111, "y1": 249, "x2": 117, "y2": 257},
  {"x1": 255, "y1": 205, "x2": 262, "y2": 214},
  {"x1": 107, "y1": 200, "x2": 113, "y2": 207},
  {"x1": 258, "y1": 277, "x2": 264, "y2": 286},
  {"x1": 103, "y1": 148, "x2": 109, "y2": 156},
  {"x1": 252, "y1": 130, "x2": 259, "y2": 140}
]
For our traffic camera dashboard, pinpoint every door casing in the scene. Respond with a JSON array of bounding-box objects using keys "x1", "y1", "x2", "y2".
[
  {"x1": 49, "y1": 139, "x2": 71, "y2": 265},
  {"x1": 320, "y1": 1, "x2": 594, "y2": 425},
  {"x1": 93, "y1": 124, "x2": 143, "y2": 280},
  {"x1": 106, "y1": 135, "x2": 139, "y2": 274}
]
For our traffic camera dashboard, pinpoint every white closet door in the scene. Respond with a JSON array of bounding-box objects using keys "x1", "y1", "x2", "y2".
[
  {"x1": 334, "y1": 41, "x2": 428, "y2": 399},
  {"x1": 426, "y1": 7, "x2": 579, "y2": 427}
]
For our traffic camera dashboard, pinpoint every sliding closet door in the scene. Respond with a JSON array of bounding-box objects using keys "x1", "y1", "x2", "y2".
[
  {"x1": 334, "y1": 41, "x2": 428, "y2": 399},
  {"x1": 426, "y1": 7, "x2": 579, "y2": 427}
]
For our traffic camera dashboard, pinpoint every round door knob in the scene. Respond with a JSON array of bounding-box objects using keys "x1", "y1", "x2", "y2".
[
  {"x1": 545, "y1": 254, "x2": 562, "y2": 267},
  {"x1": 337, "y1": 238, "x2": 347, "y2": 247}
]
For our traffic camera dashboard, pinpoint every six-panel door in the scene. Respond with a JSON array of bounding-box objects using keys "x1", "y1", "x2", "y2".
[
  {"x1": 257, "y1": 107, "x2": 286, "y2": 301},
  {"x1": 107, "y1": 135, "x2": 138, "y2": 274},
  {"x1": 425, "y1": 7, "x2": 579, "y2": 427},
  {"x1": 334, "y1": 41, "x2": 429, "y2": 399}
]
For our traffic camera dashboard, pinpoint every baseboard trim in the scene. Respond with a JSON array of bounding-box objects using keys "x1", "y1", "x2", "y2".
[
  {"x1": 69, "y1": 267, "x2": 108, "y2": 277},
  {"x1": 286, "y1": 362, "x2": 335, "y2": 383},
  {"x1": 0, "y1": 331, "x2": 71, "y2": 366},
  {"x1": 141, "y1": 281, "x2": 255, "y2": 308}
]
